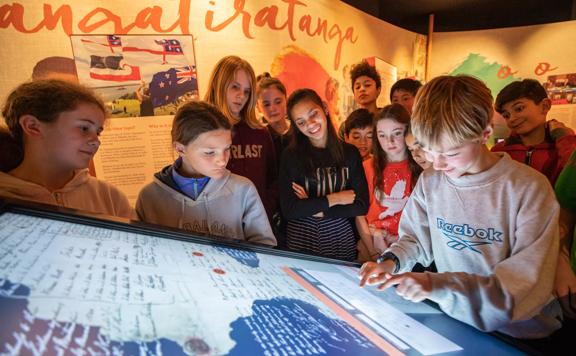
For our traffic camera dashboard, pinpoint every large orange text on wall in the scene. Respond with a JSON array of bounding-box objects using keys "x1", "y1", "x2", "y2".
[
  {"x1": 0, "y1": 0, "x2": 357, "y2": 69},
  {"x1": 205, "y1": 0, "x2": 357, "y2": 69}
]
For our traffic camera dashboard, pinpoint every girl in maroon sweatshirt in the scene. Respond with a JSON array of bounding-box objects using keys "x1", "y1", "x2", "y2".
[{"x1": 204, "y1": 56, "x2": 277, "y2": 221}]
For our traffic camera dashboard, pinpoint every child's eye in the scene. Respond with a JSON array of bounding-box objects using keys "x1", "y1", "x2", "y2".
[
  {"x1": 296, "y1": 120, "x2": 305, "y2": 126},
  {"x1": 204, "y1": 151, "x2": 215, "y2": 156},
  {"x1": 514, "y1": 105, "x2": 524, "y2": 113}
]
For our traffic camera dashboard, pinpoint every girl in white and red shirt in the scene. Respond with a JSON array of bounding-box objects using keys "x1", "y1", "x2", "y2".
[{"x1": 356, "y1": 104, "x2": 423, "y2": 262}]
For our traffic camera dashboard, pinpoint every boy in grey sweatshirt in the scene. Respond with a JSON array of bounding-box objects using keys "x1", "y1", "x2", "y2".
[{"x1": 359, "y1": 75, "x2": 562, "y2": 339}]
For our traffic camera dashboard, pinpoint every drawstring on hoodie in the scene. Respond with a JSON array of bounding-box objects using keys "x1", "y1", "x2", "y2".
[
  {"x1": 179, "y1": 197, "x2": 185, "y2": 229},
  {"x1": 204, "y1": 192, "x2": 211, "y2": 235}
]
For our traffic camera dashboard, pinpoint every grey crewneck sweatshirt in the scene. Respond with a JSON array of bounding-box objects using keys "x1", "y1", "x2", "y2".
[{"x1": 388, "y1": 153, "x2": 562, "y2": 338}]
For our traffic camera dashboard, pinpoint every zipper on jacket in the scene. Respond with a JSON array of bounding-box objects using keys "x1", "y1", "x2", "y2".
[
  {"x1": 525, "y1": 148, "x2": 534, "y2": 166},
  {"x1": 53, "y1": 192, "x2": 63, "y2": 206}
]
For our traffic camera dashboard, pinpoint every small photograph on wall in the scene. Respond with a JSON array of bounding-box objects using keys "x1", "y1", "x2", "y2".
[
  {"x1": 70, "y1": 35, "x2": 198, "y2": 118},
  {"x1": 544, "y1": 73, "x2": 576, "y2": 105},
  {"x1": 339, "y1": 62, "x2": 357, "y2": 120},
  {"x1": 364, "y1": 56, "x2": 397, "y2": 108}
]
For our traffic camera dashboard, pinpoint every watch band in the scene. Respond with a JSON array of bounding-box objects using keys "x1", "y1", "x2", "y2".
[{"x1": 376, "y1": 251, "x2": 400, "y2": 273}]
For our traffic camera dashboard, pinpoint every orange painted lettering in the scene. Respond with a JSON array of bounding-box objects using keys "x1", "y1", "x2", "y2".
[
  {"x1": 0, "y1": 0, "x2": 190, "y2": 36},
  {"x1": 77, "y1": 8, "x2": 122, "y2": 33},
  {"x1": 205, "y1": 0, "x2": 254, "y2": 39},
  {"x1": 0, "y1": 3, "x2": 72, "y2": 34},
  {"x1": 497, "y1": 65, "x2": 517, "y2": 79},
  {"x1": 205, "y1": 0, "x2": 356, "y2": 69},
  {"x1": 254, "y1": 6, "x2": 285, "y2": 30},
  {"x1": 299, "y1": 15, "x2": 329, "y2": 39},
  {"x1": 534, "y1": 62, "x2": 558, "y2": 76}
]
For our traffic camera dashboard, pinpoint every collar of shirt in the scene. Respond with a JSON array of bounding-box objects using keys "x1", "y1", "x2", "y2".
[{"x1": 171, "y1": 158, "x2": 211, "y2": 200}]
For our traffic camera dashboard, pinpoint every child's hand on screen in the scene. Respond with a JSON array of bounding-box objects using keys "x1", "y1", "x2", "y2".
[
  {"x1": 378, "y1": 272, "x2": 433, "y2": 302},
  {"x1": 358, "y1": 260, "x2": 395, "y2": 287}
]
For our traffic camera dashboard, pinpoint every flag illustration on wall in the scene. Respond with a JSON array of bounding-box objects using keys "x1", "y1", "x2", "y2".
[
  {"x1": 149, "y1": 66, "x2": 197, "y2": 107},
  {"x1": 124, "y1": 39, "x2": 184, "y2": 64},
  {"x1": 81, "y1": 35, "x2": 122, "y2": 54},
  {"x1": 81, "y1": 35, "x2": 141, "y2": 82},
  {"x1": 88, "y1": 55, "x2": 141, "y2": 82}
]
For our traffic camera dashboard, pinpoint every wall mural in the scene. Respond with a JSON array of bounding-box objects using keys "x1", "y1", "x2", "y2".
[
  {"x1": 444, "y1": 52, "x2": 574, "y2": 142},
  {"x1": 432, "y1": 21, "x2": 576, "y2": 135}
]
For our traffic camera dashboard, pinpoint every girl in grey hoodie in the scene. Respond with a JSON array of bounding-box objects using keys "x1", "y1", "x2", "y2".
[{"x1": 136, "y1": 101, "x2": 276, "y2": 247}]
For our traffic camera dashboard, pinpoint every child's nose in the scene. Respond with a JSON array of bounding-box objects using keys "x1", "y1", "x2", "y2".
[
  {"x1": 89, "y1": 136, "x2": 101, "y2": 147},
  {"x1": 305, "y1": 117, "x2": 316, "y2": 126},
  {"x1": 433, "y1": 156, "x2": 447, "y2": 170},
  {"x1": 216, "y1": 153, "x2": 228, "y2": 166}
]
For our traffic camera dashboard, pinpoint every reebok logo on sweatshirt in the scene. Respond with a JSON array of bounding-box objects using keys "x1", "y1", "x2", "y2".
[{"x1": 437, "y1": 218, "x2": 503, "y2": 253}]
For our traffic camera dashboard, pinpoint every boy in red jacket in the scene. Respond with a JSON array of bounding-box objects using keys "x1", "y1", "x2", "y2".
[{"x1": 491, "y1": 79, "x2": 576, "y2": 185}]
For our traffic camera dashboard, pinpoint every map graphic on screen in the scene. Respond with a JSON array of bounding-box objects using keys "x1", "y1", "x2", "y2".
[{"x1": 0, "y1": 211, "x2": 522, "y2": 355}]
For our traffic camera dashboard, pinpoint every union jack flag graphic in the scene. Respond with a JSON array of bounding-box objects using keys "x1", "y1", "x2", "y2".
[
  {"x1": 149, "y1": 66, "x2": 198, "y2": 108},
  {"x1": 175, "y1": 65, "x2": 197, "y2": 84},
  {"x1": 154, "y1": 39, "x2": 183, "y2": 54}
]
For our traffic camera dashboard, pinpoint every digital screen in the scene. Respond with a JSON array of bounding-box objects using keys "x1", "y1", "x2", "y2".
[{"x1": 0, "y1": 206, "x2": 524, "y2": 355}]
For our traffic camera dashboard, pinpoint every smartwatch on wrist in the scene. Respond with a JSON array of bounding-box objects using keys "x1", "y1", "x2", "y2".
[{"x1": 376, "y1": 251, "x2": 400, "y2": 273}]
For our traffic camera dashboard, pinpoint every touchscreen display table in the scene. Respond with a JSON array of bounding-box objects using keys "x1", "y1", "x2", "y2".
[{"x1": 0, "y1": 205, "x2": 524, "y2": 355}]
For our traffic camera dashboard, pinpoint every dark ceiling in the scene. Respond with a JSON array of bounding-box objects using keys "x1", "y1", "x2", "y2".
[{"x1": 344, "y1": 0, "x2": 576, "y2": 34}]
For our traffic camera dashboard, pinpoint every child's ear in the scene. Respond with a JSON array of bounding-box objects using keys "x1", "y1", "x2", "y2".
[
  {"x1": 322, "y1": 102, "x2": 329, "y2": 116},
  {"x1": 174, "y1": 142, "x2": 186, "y2": 156},
  {"x1": 540, "y1": 98, "x2": 552, "y2": 114},
  {"x1": 480, "y1": 125, "x2": 493, "y2": 144},
  {"x1": 19, "y1": 115, "x2": 43, "y2": 138}
]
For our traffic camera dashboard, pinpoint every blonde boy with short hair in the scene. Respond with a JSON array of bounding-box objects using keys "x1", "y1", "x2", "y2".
[{"x1": 359, "y1": 75, "x2": 562, "y2": 339}]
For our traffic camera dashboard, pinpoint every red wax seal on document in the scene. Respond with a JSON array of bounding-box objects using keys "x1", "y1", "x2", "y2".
[{"x1": 212, "y1": 268, "x2": 226, "y2": 275}]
